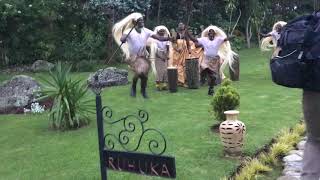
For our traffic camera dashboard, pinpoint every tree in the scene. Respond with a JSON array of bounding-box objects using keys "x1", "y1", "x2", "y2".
[
  {"x1": 157, "y1": 0, "x2": 162, "y2": 24},
  {"x1": 251, "y1": 0, "x2": 269, "y2": 45},
  {"x1": 225, "y1": 0, "x2": 236, "y2": 35},
  {"x1": 246, "y1": 16, "x2": 252, "y2": 48}
]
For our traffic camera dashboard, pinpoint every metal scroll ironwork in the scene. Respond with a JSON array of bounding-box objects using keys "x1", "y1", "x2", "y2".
[{"x1": 102, "y1": 106, "x2": 167, "y2": 156}]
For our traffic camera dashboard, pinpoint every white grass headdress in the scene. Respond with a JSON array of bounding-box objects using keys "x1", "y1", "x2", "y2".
[
  {"x1": 260, "y1": 21, "x2": 287, "y2": 51},
  {"x1": 154, "y1": 25, "x2": 170, "y2": 37},
  {"x1": 201, "y1": 25, "x2": 237, "y2": 76},
  {"x1": 112, "y1": 13, "x2": 143, "y2": 59},
  {"x1": 149, "y1": 25, "x2": 172, "y2": 75}
]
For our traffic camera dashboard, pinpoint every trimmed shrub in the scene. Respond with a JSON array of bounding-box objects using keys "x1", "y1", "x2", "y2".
[{"x1": 211, "y1": 79, "x2": 240, "y2": 122}]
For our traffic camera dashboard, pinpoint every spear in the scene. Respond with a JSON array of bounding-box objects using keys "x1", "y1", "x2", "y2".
[{"x1": 106, "y1": 23, "x2": 137, "y2": 65}]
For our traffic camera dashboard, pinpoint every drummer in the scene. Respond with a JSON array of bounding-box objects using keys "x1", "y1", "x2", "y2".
[{"x1": 190, "y1": 27, "x2": 231, "y2": 96}]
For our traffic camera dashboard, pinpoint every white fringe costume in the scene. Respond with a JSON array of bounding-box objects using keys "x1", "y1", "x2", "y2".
[
  {"x1": 112, "y1": 12, "x2": 154, "y2": 98},
  {"x1": 112, "y1": 12, "x2": 143, "y2": 60},
  {"x1": 112, "y1": 12, "x2": 152, "y2": 76},
  {"x1": 200, "y1": 25, "x2": 237, "y2": 79},
  {"x1": 149, "y1": 26, "x2": 172, "y2": 76},
  {"x1": 260, "y1": 21, "x2": 287, "y2": 51}
]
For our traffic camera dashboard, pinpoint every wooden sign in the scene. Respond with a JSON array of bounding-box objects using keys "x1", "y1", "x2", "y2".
[{"x1": 105, "y1": 150, "x2": 176, "y2": 179}]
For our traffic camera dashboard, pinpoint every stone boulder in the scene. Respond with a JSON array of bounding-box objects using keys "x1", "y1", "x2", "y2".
[
  {"x1": 31, "y1": 60, "x2": 54, "y2": 72},
  {"x1": 0, "y1": 75, "x2": 41, "y2": 114},
  {"x1": 87, "y1": 67, "x2": 128, "y2": 89}
]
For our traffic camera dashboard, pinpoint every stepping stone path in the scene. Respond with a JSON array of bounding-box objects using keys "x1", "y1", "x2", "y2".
[{"x1": 277, "y1": 137, "x2": 307, "y2": 180}]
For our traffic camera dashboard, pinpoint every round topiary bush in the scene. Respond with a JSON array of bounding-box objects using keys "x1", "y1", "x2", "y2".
[{"x1": 211, "y1": 79, "x2": 240, "y2": 122}]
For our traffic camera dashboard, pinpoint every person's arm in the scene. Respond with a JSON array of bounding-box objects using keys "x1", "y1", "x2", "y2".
[
  {"x1": 171, "y1": 41, "x2": 181, "y2": 53},
  {"x1": 193, "y1": 37, "x2": 203, "y2": 48},
  {"x1": 186, "y1": 31, "x2": 198, "y2": 43},
  {"x1": 185, "y1": 31, "x2": 193, "y2": 53},
  {"x1": 186, "y1": 32, "x2": 203, "y2": 48},
  {"x1": 151, "y1": 34, "x2": 172, "y2": 41},
  {"x1": 194, "y1": 41, "x2": 203, "y2": 48}
]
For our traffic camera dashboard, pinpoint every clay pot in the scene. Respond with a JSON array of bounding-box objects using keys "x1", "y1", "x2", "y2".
[{"x1": 219, "y1": 110, "x2": 246, "y2": 156}]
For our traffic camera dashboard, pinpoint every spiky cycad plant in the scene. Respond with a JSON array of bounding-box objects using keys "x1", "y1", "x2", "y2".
[{"x1": 40, "y1": 62, "x2": 94, "y2": 130}]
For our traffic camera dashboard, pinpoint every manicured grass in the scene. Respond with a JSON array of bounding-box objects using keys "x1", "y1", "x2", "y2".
[{"x1": 0, "y1": 48, "x2": 301, "y2": 180}]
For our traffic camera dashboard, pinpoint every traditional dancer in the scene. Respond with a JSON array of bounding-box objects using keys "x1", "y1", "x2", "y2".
[
  {"x1": 149, "y1": 25, "x2": 172, "y2": 90},
  {"x1": 112, "y1": 13, "x2": 170, "y2": 98},
  {"x1": 171, "y1": 22, "x2": 192, "y2": 86},
  {"x1": 190, "y1": 25, "x2": 237, "y2": 95},
  {"x1": 260, "y1": 21, "x2": 287, "y2": 52}
]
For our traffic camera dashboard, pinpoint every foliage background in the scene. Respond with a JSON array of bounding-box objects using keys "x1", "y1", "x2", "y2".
[{"x1": 0, "y1": 0, "x2": 318, "y2": 66}]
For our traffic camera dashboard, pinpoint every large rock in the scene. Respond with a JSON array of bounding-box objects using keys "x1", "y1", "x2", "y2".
[
  {"x1": 87, "y1": 67, "x2": 128, "y2": 89},
  {"x1": 288, "y1": 150, "x2": 304, "y2": 157},
  {"x1": 31, "y1": 60, "x2": 54, "y2": 72},
  {"x1": 284, "y1": 154, "x2": 303, "y2": 162},
  {"x1": 0, "y1": 75, "x2": 41, "y2": 114},
  {"x1": 297, "y1": 140, "x2": 306, "y2": 151},
  {"x1": 277, "y1": 176, "x2": 300, "y2": 180}
]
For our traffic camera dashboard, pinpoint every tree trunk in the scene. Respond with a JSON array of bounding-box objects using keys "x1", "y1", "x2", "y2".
[
  {"x1": 230, "y1": 9, "x2": 241, "y2": 36},
  {"x1": 112, "y1": 8, "x2": 115, "y2": 49},
  {"x1": 256, "y1": 23, "x2": 261, "y2": 45},
  {"x1": 185, "y1": 58, "x2": 200, "y2": 89},
  {"x1": 228, "y1": 9, "x2": 233, "y2": 35},
  {"x1": 186, "y1": 0, "x2": 193, "y2": 26},
  {"x1": 315, "y1": 0, "x2": 320, "y2": 10},
  {"x1": 229, "y1": 54, "x2": 240, "y2": 81},
  {"x1": 246, "y1": 17, "x2": 252, "y2": 48},
  {"x1": 255, "y1": 12, "x2": 266, "y2": 46},
  {"x1": 145, "y1": 7, "x2": 149, "y2": 24},
  {"x1": 201, "y1": 0, "x2": 205, "y2": 19},
  {"x1": 157, "y1": 0, "x2": 162, "y2": 24}
]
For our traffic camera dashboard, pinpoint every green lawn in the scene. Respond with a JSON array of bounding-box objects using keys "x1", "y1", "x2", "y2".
[{"x1": 0, "y1": 48, "x2": 301, "y2": 180}]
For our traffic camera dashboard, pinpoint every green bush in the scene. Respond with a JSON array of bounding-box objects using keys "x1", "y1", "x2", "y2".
[
  {"x1": 0, "y1": 1, "x2": 109, "y2": 65},
  {"x1": 231, "y1": 36, "x2": 246, "y2": 51},
  {"x1": 39, "y1": 62, "x2": 94, "y2": 130},
  {"x1": 211, "y1": 79, "x2": 240, "y2": 122}
]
